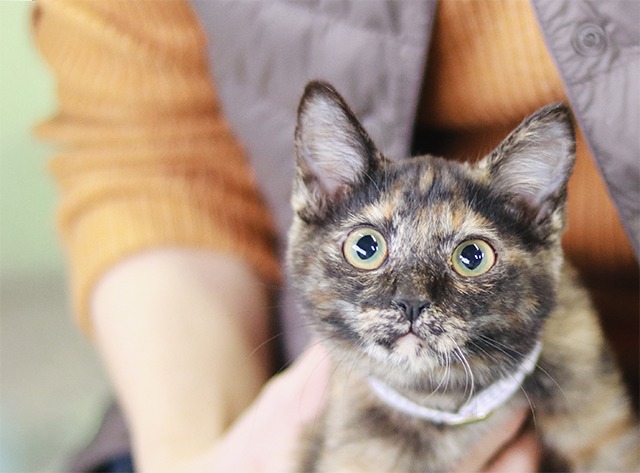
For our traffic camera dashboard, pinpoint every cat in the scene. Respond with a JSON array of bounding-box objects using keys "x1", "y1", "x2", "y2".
[{"x1": 287, "y1": 81, "x2": 639, "y2": 472}]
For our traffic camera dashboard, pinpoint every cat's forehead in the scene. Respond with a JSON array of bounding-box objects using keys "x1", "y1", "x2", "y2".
[{"x1": 343, "y1": 156, "x2": 491, "y2": 237}]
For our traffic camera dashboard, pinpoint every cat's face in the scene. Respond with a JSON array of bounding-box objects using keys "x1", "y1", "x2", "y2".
[{"x1": 288, "y1": 81, "x2": 575, "y2": 388}]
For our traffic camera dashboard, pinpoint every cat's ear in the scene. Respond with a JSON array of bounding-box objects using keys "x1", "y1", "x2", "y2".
[
  {"x1": 481, "y1": 103, "x2": 576, "y2": 226},
  {"x1": 293, "y1": 81, "x2": 380, "y2": 220}
]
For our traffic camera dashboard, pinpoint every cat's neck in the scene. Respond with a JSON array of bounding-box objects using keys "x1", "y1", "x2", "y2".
[{"x1": 366, "y1": 341, "x2": 542, "y2": 425}]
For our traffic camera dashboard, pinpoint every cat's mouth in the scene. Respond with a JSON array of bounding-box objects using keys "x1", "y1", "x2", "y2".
[
  {"x1": 352, "y1": 305, "x2": 468, "y2": 366},
  {"x1": 372, "y1": 325, "x2": 429, "y2": 359},
  {"x1": 394, "y1": 332, "x2": 423, "y2": 357},
  {"x1": 376, "y1": 318, "x2": 467, "y2": 363}
]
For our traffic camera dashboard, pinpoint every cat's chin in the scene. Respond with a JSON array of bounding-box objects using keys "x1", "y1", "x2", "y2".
[{"x1": 395, "y1": 333, "x2": 422, "y2": 357}]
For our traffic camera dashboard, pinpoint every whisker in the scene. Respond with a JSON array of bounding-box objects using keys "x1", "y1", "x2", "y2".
[
  {"x1": 362, "y1": 169, "x2": 381, "y2": 194},
  {"x1": 476, "y1": 334, "x2": 568, "y2": 404},
  {"x1": 340, "y1": 345, "x2": 366, "y2": 390},
  {"x1": 298, "y1": 341, "x2": 342, "y2": 438},
  {"x1": 466, "y1": 340, "x2": 511, "y2": 380},
  {"x1": 518, "y1": 382, "x2": 538, "y2": 432},
  {"x1": 248, "y1": 331, "x2": 286, "y2": 361},
  {"x1": 468, "y1": 340, "x2": 539, "y2": 428},
  {"x1": 443, "y1": 351, "x2": 452, "y2": 396},
  {"x1": 453, "y1": 346, "x2": 476, "y2": 405},
  {"x1": 427, "y1": 352, "x2": 451, "y2": 399}
]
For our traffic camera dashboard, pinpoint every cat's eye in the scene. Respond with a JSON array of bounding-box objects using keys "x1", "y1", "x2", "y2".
[
  {"x1": 343, "y1": 228, "x2": 388, "y2": 270},
  {"x1": 451, "y1": 239, "x2": 496, "y2": 277}
]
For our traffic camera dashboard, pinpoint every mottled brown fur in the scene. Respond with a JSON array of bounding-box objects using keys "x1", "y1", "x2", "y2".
[{"x1": 287, "y1": 81, "x2": 638, "y2": 472}]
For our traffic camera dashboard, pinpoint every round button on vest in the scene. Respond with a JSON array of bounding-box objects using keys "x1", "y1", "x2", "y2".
[{"x1": 572, "y1": 23, "x2": 608, "y2": 57}]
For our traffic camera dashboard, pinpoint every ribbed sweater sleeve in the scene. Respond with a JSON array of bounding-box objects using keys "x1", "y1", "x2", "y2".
[{"x1": 33, "y1": 0, "x2": 281, "y2": 333}]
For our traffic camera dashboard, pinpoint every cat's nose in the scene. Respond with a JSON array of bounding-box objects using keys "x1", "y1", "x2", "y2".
[{"x1": 393, "y1": 299, "x2": 431, "y2": 323}]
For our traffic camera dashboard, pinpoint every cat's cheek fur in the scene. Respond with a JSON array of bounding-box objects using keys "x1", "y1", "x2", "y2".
[{"x1": 412, "y1": 309, "x2": 468, "y2": 353}]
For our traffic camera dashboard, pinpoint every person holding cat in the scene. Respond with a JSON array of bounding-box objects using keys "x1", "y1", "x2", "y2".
[{"x1": 33, "y1": 0, "x2": 638, "y2": 472}]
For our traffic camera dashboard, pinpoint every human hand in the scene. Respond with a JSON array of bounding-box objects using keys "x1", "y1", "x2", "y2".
[
  {"x1": 459, "y1": 408, "x2": 541, "y2": 473},
  {"x1": 186, "y1": 343, "x2": 332, "y2": 473},
  {"x1": 184, "y1": 343, "x2": 539, "y2": 473}
]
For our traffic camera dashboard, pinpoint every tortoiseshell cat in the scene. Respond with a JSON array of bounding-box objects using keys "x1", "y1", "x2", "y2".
[{"x1": 287, "y1": 81, "x2": 639, "y2": 472}]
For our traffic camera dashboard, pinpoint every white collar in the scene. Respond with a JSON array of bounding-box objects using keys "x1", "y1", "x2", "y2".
[{"x1": 367, "y1": 341, "x2": 542, "y2": 426}]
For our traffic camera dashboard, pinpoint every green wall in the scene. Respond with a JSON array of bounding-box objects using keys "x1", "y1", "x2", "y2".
[{"x1": 1, "y1": 1, "x2": 63, "y2": 276}]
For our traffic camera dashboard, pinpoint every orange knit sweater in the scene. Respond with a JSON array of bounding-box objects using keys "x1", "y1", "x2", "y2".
[
  {"x1": 34, "y1": 0, "x2": 636, "y2": 343},
  {"x1": 33, "y1": 0, "x2": 281, "y2": 332}
]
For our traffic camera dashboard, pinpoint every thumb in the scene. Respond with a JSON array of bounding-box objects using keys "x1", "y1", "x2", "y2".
[{"x1": 206, "y1": 343, "x2": 332, "y2": 473}]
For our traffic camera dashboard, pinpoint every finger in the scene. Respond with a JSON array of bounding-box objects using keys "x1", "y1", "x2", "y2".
[
  {"x1": 265, "y1": 341, "x2": 333, "y2": 423},
  {"x1": 456, "y1": 408, "x2": 530, "y2": 472},
  {"x1": 484, "y1": 431, "x2": 540, "y2": 473},
  {"x1": 207, "y1": 343, "x2": 331, "y2": 472}
]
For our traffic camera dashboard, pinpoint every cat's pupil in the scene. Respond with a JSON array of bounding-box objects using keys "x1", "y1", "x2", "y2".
[
  {"x1": 459, "y1": 243, "x2": 484, "y2": 270},
  {"x1": 354, "y1": 235, "x2": 379, "y2": 260}
]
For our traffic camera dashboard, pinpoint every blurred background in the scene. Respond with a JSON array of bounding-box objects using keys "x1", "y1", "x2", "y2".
[{"x1": 1, "y1": 3, "x2": 110, "y2": 471}]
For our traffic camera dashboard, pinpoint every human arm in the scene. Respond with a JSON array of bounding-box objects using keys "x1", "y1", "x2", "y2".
[
  {"x1": 33, "y1": 1, "x2": 279, "y2": 470},
  {"x1": 91, "y1": 249, "x2": 273, "y2": 472}
]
